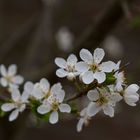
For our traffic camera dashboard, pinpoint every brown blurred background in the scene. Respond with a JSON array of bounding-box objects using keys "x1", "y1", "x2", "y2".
[{"x1": 0, "y1": 0, "x2": 140, "y2": 140}]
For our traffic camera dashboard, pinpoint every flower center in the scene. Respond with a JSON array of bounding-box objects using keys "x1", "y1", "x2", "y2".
[
  {"x1": 66, "y1": 64, "x2": 75, "y2": 72},
  {"x1": 5, "y1": 76, "x2": 13, "y2": 82},
  {"x1": 98, "y1": 96, "x2": 108, "y2": 105},
  {"x1": 89, "y1": 63, "x2": 99, "y2": 72}
]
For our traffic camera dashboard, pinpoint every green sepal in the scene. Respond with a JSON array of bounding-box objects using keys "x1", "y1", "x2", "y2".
[{"x1": 103, "y1": 73, "x2": 116, "y2": 85}]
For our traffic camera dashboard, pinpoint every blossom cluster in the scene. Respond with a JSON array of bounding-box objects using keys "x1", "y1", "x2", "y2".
[{"x1": 0, "y1": 48, "x2": 139, "y2": 132}]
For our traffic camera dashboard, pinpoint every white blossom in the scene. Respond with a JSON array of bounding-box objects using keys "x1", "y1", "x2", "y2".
[
  {"x1": 87, "y1": 88, "x2": 122, "y2": 117},
  {"x1": 23, "y1": 81, "x2": 34, "y2": 99},
  {"x1": 32, "y1": 78, "x2": 50, "y2": 100},
  {"x1": 37, "y1": 83, "x2": 71, "y2": 124},
  {"x1": 56, "y1": 27, "x2": 74, "y2": 52},
  {"x1": 75, "y1": 48, "x2": 115, "y2": 84},
  {"x1": 0, "y1": 64, "x2": 24, "y2": 89},
  {"x1": 1, "y1": 88, "x2": 28, "y2": 121},
  {"x1": 55, "y1": 54, "x2": 79, "y2": 80},
  {"x1": 77, "y1": 107, "x2": 91, "y2": 132},
  {"x1": 123, "y1": 84, "x2": 139, "y2": 106}
]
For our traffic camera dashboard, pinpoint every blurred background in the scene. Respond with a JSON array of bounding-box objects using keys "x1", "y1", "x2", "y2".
[{"x1": 0, "y1": 0, "x2": 140, "y2": 140}]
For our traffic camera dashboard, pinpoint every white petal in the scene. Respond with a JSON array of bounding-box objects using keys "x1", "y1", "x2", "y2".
[
  {"x1": 56, "y1": 69, "x2": 68, "y2": 78},
  {"x1": 94, "y1": 72, "x2": 106, "y2": 83},
  {"x1": 124, "y1": 94, "x2": 139, "y2": 106},
  {"x1": 37, "y1": 104, "x2": 51, "y2": 114},
  {"x1": 51, "y1": 83, "x2": 65, "y2": 102},
  {"x1": 24, "y1": 81, "x2": 34, "y2": 93},
  {"x1": 59, "y1": 104, "x2": 71, "y2": 113},
  {"x1": 114, "y1": 60, "x2": 121, "y2": 71},
  {"x1": 11, "y1": 75, "x2": 24, "y2": 84},
  {"x1": 0, "y1": 78, "x2": 8, "y2": 87},
  {"x1": 0, "y1": 65, "x2": 7, "y2": 76},
  {"x1": 75, "y1": 62, "x2": 89, "y2": 72},
  {"x1": 103, "y1": 104, "x2": 114, "y2": 117},
  {"x1": 40, "y1": 78, "x2": 50, "y2": 92},
  {"x1": 80, "y1": 49, "x2": 93, "y2": 63},
  {"x1": 109, "y1": 93, "x2": 122, "y2": 105},
  {"x1": 99, "y1": 61, "x2": 115, "y2": 72},
  {"x1": 11, "y1": 88, "x2": 21, "y2": 102},
  {"x1": 19, "y1": 104, "x2": 26, "y2": 112},
  {"x1": 8, "y1": 64, "x2": 17, "y2": 76},
  {"x1": 9, "y1": 83, "x2": 19, "y2": 89},
  {"x1": 9, "y1": 109, "x2": 19, "y2": 121},
  {"x1": 55, "y1": 58, "x2": 67, "y2": 68},
  {"x1": 93, "y1": 48, "x2": 105, "y2": 64},
  {"x1": 67, "y1": 54, "x2": 77, "y2": 64},
  {"x1": 32, "y1": 87, "x2": 44, "y2": 100},
  {"x1": 87, "y1": 90, "x2": 99, "y2": 101},
  {"x1": 21, "y1": 91, "x2": 29, "y2": 102},
  {"x1": 125, "y1": 84, "x2": 139, "y2": 94},
  {"x1": 77, "y1": 118, "x2": 84, "y2": 132},
  {"x1": 82, "y1": 71, "x2": 94, "y2": 84},
  {"x1": 51, "y1": 83, "x2": 62, "y2": 95},
  {"x1": 49, "y1": 111, "x2": 59, "y2": 124},
  {"x1": 80, "y1": 108, "x2": 87, "y2": 116},
  {"x1": 87, "y1": 102, "x2": 101, "y2": 117},
  {"x1": 1, "y1": 103, "x2": 15, "y2": 112}
]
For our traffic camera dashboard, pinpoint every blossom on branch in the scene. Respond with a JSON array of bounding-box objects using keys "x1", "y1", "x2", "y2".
[
  {"x1": 0, "y1": 64, "x2": 24, "y2": 89},
  {"x1": 37, "y1": 81, "x2": 71, "y2": 124},
  {"x1": 1, "y1": 88, "x2": 28, "y2": 121},
  {"x1": 75, "y1": 48, "x2": 115, "y2": 84}
]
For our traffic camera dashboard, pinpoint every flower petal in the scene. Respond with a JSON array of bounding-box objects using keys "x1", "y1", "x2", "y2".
[
  {"x1": 21, "y1": 91, "x2": 29, "y2": 102},
  {"x1": 9, "y1": 109, "x2": 19, "y2": 121},
  {"x1": 8, "y1": 64, "x2": 17, "y2": 76},
  {"x1": 50, "y1": 83, "x2": 65, "y2": 103},
  {"x1": 80, "y1": 49, "x2": 93, "y2": 63},
  {"x1": 32, "y1": 86, "x2": 44, "y2": 100},
  {"x1": 124, "y1": 94, "x2": 139, "y2": 106},
  {"x1": 11, "y1": 75, "x2": 24, "y2": 84},
  {"x1": 77, "y1": 118, "x2": 84, "y2": 132},
  {"x1": 0, "y1": 78, "x2": 8, "y2": 87},
  {"x1": 56, "y1": 69, "x2": 68, "y2": 78},
  {"x1": 103, "y1": 104, "x2": 114, "y2": 117},
  {"x1": 49, "y1": 111, "x2": 59, "y2": 124},
  {"x1": 67, "y1": 54, "x2": 77, "y2": 65},
  {"x1": 87, "y1": 102, "x2": 101, "y2": 117},
  {"x1": 40, "y1": 78, "x2": 50, "y2": 92},
  {"x1": 24, "y1": 81, "x2": 34, "y2": 94},
  {"x1": 99, "y1": 61, "x2": 115, "y2": 72},
  {"x1": 1, "y1": 103, "x2": 15, "y2": 112},
  {"x1": 0, "y1": 65, "x2": 7, "y2": 76},
  {"x1": 75, "y1": 62, "x2": 89, "y2": 73},
  {"x1": 19, "y1": 104, "x2": 26, "y2": 112},
  {"x1": 59, "y1": 104, "x2": 71, "y2": 113},
  {"x1": 11, "y1": 88, "x2": 21, "y2": 102},
  {"x1": 114, "y1": 60, "x2": 121, "y2": 71},
  {"x1": 93, "y1": 48, "x2": 105, "y2": 64},
  {"x1": 87, "y1": 90, "x2": 99, "y2": 101},
  {"x1": 94, "y1": 72, "x2": 106, "y2": 83},
  {"x1": 37, "y1": 104, "x2": 51, "y2": 114},
  {"x1": 82, "y1": 71, "x2": 94, "y2": 84},
  {"x1": 55, "y1": 58, "x2": 67, "y2": 68},
  {"x1": 125, "y1": 84, "x2": 139, "y2": 94}
]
